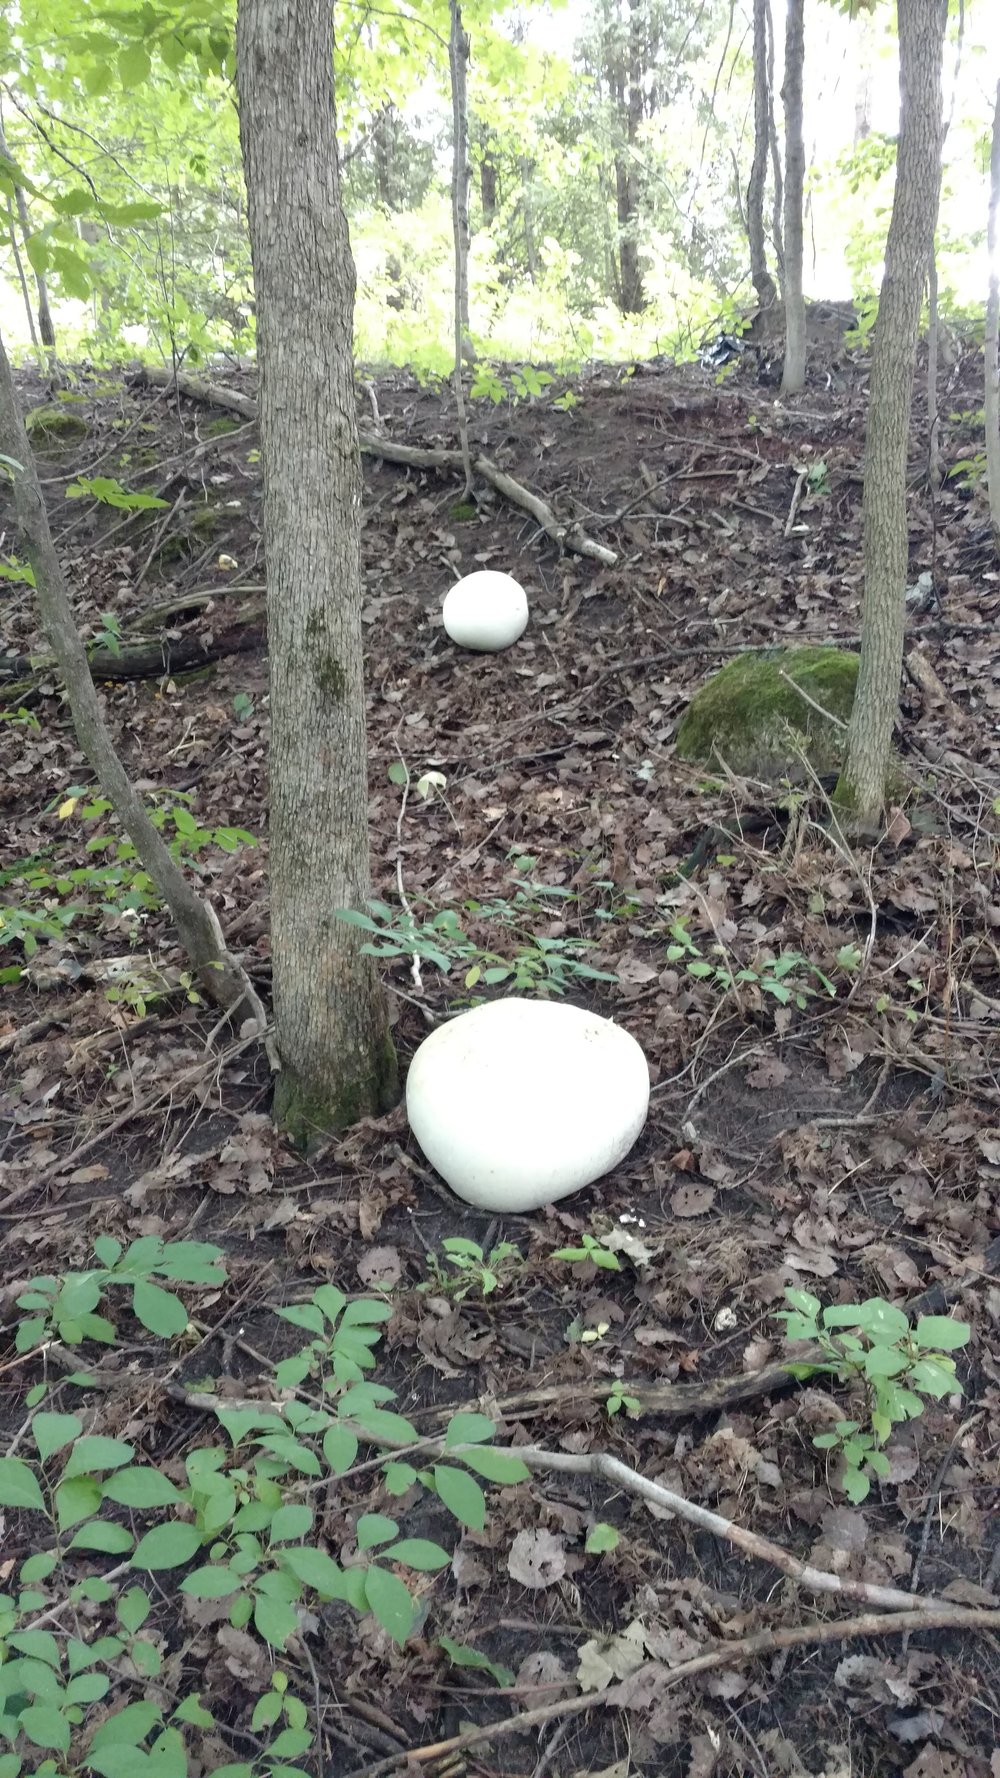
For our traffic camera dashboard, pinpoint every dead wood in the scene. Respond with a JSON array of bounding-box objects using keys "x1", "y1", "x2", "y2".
[{"x1": 130, "y1": 363, "x2": 618, "y2": 566}]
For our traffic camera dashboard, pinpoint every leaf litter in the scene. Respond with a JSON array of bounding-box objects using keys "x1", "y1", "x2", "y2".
[{"x1": 0, "y1": 335, "x2": 998, "y2": 1774}]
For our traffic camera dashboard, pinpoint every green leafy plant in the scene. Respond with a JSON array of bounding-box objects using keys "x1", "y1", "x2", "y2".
[
  {"x1": 88, "y1": 612, "x2": 123, "y2": 659},
  {"x1": 550, "y1": 1232, "x2": 621, "y2": 1272},
  {"x1": 14, "y1": 1237, "x2": 228, "y2": 1369},
  {"x1": 66, "y1": 475, "x2": 170, "y2": 512},
  {"x1": 420, "y1": 1237, "x2": 525, "y2": 1300},
  {"x1": 335, "y1": 896, "x2": 616, "y2": 999},
  {"x1": 777, "y1": 1290, "x2": 970, "y2": 1503},
  {"x1": 664, "y1": 914, "x2": 858, "y2": 1010},
  {"x1": 605, "y1": 1382, "x2": 642, "y2": 1419}
]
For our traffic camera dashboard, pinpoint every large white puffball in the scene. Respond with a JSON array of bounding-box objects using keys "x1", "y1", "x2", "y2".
[
  {"x1": 442, "y1": 570, "x2": 528, "y2": 652},
  {"x1": 405, "y1": 998, "x2": 649, "y2": 1213}
]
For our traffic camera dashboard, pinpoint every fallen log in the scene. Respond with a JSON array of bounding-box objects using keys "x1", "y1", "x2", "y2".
[{"x1": 130, "y1": 363, "x2": 618, "y2": 566}]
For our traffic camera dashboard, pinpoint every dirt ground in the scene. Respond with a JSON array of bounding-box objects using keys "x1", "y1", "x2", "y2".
[{"x1": 1, "y1": 318, "x2": 999, "y2": 1778}]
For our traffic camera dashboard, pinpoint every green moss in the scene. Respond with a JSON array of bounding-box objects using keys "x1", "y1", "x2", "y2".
[
  {"x1": 190, "y1": 504, "x2": 221, "y2": 532},
  {"x1": 450, "y1": 501, "x2": 478, "y2": 522},
  {"x1": 315, "y1": 653, "x2": 347, "y2": 701},
  {"x1": 273, "y1": 1032, "x2": 400, "y2": 1153},
  {"x1": 675, "y1": 646, "x2": 859, "y2": 777},
  {"x1": 25, "y1": 405, "x2": 88, "y2": 444}
]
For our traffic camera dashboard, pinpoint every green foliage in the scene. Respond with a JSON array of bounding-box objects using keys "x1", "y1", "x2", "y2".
[
  {"x1": 334, "y1": 865, "x2": 618, "y2": 1000},
  {"x1": 662, "y1": 914, "x2": 859, "y2": 1012},
  {"x1": 0, "y1": 793, "x2": 255, "y2": 972},
  {"x1": 777, "y1": 1290, "x2": 970, "y2": 1503},
  {"x1": 550, "y1": 1232, "x2": 621, "y2": 1271},
  {"x1": 0, "y1": 1257, "x2": 533, "y2": 1769},
  {"x1": 420, "y1": 1237, "x2": 525, "y2": 1300},
  {"x1": 66, "y1": 476, "x2": 170, "y2": 513},
  {"x1": 14, "y1": 1237, "x2": 227, "y2": 1358}
]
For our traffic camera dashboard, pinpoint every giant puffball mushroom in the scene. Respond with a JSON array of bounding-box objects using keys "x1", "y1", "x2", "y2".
[
  {"x1": 442, "y1": 570, "x2": 528, "y2": 652},
  {"x1": 405, "y1": 998, "x2": 650, "y2": 1214}
]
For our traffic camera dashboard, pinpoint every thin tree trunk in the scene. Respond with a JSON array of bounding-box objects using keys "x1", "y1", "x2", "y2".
[
  {"x1": 748, "y1": 0, "x2": 778, "y2": 312},
  {"x1": 236, "y1": 0, "x2": 399, "y2": 1143},
  {"x1": 449, "y1": 0, "x2": 474, "y2": 495},
  {"x1": 764, "y1": 0, "x2": 784, "y2": 281},
  {"x1": 6, "y1": 196, "x2": 39, "y2": 351},
  {"x1": 521, "y1": 157, "x2": 539, "y2": 282},
  {"x1": 0, "y1": 112, "x2": 56, "y2": 352},
  {"x1": 926, "y1": 251, "x2": 942, "y2": 486},
  {"x1": 780, "y1": 0, "x2": 806, "y2": 394},
  {"x1": 835, "y1": 0, "x2": 948, "y2": 825},
  {"x1": 478, "y1": 126, "x2": 498, "y2": 224},
  {"x1": 985, "y1": 81, "x2": 1000, "y2": 555},
  {"x1": 0, "y1": 327, "x2": 259, "y2": 1020}
]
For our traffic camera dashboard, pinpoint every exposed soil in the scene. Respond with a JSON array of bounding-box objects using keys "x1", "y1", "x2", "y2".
[{"x1": 1, "y1": 320, "x2": 999, "y2": 1778}]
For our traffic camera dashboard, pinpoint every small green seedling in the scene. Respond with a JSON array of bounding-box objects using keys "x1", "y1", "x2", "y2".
[
  {"x1": 420, "y1": 1237, "x2": 524, "y2": 1300},
  {"x1": 777, "y1": 1290, "x2": 969, "y2": 1503},
  {"x1": 550, "y1": 1233, "x2": 621, "y2": 1271}
]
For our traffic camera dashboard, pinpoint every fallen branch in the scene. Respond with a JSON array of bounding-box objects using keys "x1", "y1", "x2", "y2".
[
  {"x1": 342, "y1": 1604, "x2": 1000, "y2": 1778},
  {"x1": 130, "y1": 364, "x2": 618, "y2": 566}
]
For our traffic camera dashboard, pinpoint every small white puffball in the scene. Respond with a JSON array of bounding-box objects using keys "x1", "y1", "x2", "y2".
[
  {"x1": 442, "y1": 570, "x2": 528, "y2": 653},
  {"x1": 405, "y1": 997, "x2": 650, "y2": 1213}
]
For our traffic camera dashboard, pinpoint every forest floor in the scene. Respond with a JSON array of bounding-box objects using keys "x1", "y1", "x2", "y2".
[{"x1": 0, "y1": 317, "x2": 999, "y2": 1778}]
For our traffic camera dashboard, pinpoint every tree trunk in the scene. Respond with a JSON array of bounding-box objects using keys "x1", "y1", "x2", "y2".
[
  {"x1": 521, "y1": 156, "x2": 539, "y2": 283},
  {"x1": 449, "y1": 0, "x2": 474, "y2": 494},
  {"x1": 748, "y1": 0, "x2": 778, "y2": 313},
  {"x1": 0, "y1": 114, "x2": 56, "y2": 352},
  {"x1": 835, "y1": 0, "x2": 948, "y2": 825},
  {"x1": 780, "y1": 0, "x2": 806, "y2": 394},
  {"x1": 0, "y1": 328, "x2": 258, "y2": 1019},
  {"x1": 986, "y1": 81, "x2": 1000, "y2": 556},
  {"x1": 926, "y1": 249, "x2": 942, "y2": 486},
  {"x1": 764, "y1": 0, "x2": 784, "y2": 281},
  {"x1": 235, "y1": 0, "x2": 399, "y2": 1144},
  {"x1": 478, "y1": 127, "x2": 498, "y2": 224}
]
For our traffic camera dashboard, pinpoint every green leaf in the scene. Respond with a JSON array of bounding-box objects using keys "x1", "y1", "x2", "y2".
[
  {"x1": 215, "y1": 1408, "x2": 281, "y2": 1446},
  {"x1": 92, "y1": 1238, "x2": 122, "y2": 1266},
  {"x1": 433, "y1": 1464, "x2": 486, "y2": 1529},
  {"x1": 437, "y1": 1634, "x2": 514, "y2": 1687},
  {"x1": 387, "y1": 761, "x2": 408, "y2": 785},
  {"x1": 132, "y1": 1280, "x2": 188, "y2": 1337},
  {"x1": 31, "y1": 1413, "x2": 82, "y2": 1462},
  {"x1": 89, "y1": 1698, "x2": 161, "y2": 1747},
  {"x1": 55, "y1": 1475, "x2": 102, "y2": 1531},
  {"x1": 277, "y1": 1546, "x2": 348, "y2": 1599},
  {"x1": 356, "y1": 1512, "x2": 397, "y2": 1551},
  {"x1": 172, "y1": 1693, "x2": 214, "y2": 1728},
  {"x1": 64, "y1": 1437, "x2": 133, "y2": 1478},
  {"x1": 363, "y1": 1565, "x2": 415, "y2": 1644},
  {"x1": 179, "y1": 1566, "x2": 241, "y2": 1599},
  {"x1": 458, "y1": 1446, "x2": 531, "y2": 1484},
  {"x1": 19, "y1": 1705, "x2": 69, "y2": 1753},
  {"x1": 382, "y1": 1461, "x2": 418, "y2": 1495},
  {"x1": 251, "y1": 1691, "x2": 282, "y2": 1730},
  {"x1": 117, "y1": 1588, "x2": 151, "y2": 1634},
  {"x1": 102, "y1": 1467, "x2": 184, "y2": 1508},
  {"x1": 69, "y1": 1521, "x2": 135, "y2": 1554},
  {"x1": 444, "y1": 1412, "x2": 496, "y2": 1447},
  {"x1": 67, "y1": 1672, "x2": 111, "y2": 1704},
  {"x1": 88, "y1": 1752, "x2": 152, "y2": 1778},
  {"x1": 20, "y1": 1552, "x2": 57, "y2": 1584},
  {"x1": 118, "y1": 42, "x2": 151, "y2": 87},
  {"x1": 585, "y1": 1523, "x2": 619, "y2": 1554},
  {"x1": 132, "y1": 1522, "x2": 203, "y2": 1570},
  {"x1": 9, "y1": 1629, "x2": 60, "y2": 1667},
  {"x1": 276, "y1": 1303, "x2": 326, "y2": 1335},
  {"x1": 0, "y1": 1457, "x2": 45, "y2": 1512},
  {"x1": 346, "y1": 1407, "x2": 419, "y2": 1445},
  {"x1": 269, "y1": 1504, "x2": 313, "y2": 1543},
  {"x1": 384, "y1": 1538, "x2": 450, "y2": 1571},
  {"x1": 267, "y1": 1728, "x2": 313, "y2": 1759},
  {"x1": 148, "y1": 1726, "x2": 188, "y2": 1777},
  {"x1": 253, "y1": 1590, "x2": 298, "y2": 1649},
  {"x1": 322, "y1": 1425, "x2": 358, "y2": 1475},
  {"x1": 914, "y1": 1316, "x2": 969, "y2": 1352}
]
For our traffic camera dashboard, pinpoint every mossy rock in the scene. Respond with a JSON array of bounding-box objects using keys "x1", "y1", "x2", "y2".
[
  {"x1": 675, "y1": 646, "x2": 859, "y2": 777},
  {"x1": 24, "y1": 404, "x2": 88, "y2": 444}
]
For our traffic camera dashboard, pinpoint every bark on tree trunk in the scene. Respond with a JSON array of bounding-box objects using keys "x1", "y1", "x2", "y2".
[
  {"x1": 478, "y1": 128, "x2": 498, "y2": 224},
  {"x1": 748, "y1": 0, "x2": 778, "y2": 313},
  {"x1": 780, "y1": 0, "x2": 806, "y2": 394},
  {"x1": 236, "y1": 0, "x2": 399, "y2": 1144},
  {"x1": 986, "y1": 82, "x2": 1000, "y2": 556},
  {"x1": 449, "y1": 0, "x2": 474, "y2": 494},
  {"x1": 835, "y1": 0, "x2": 948, "y2": 825},
  {"x1": 0, "y1": 328, "x2": 259, "y2": 1020}
]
